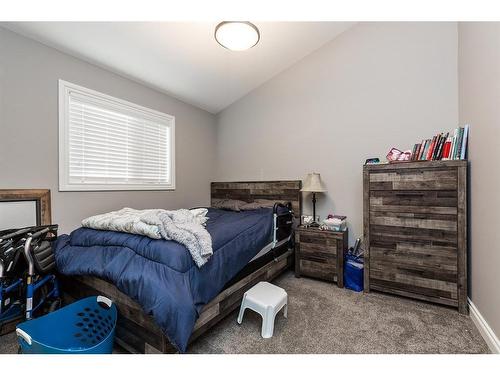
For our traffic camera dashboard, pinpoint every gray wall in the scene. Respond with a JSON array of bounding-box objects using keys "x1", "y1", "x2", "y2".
[
  {"x1": 458, "y1": 22, "x2": 500, "y2": 339},
  {"x1": 216, "y1": 22, "x2": 459, "y2": 245},
  {"x1": 0, "y1": 27, "x2": 217, "y2": 234}
]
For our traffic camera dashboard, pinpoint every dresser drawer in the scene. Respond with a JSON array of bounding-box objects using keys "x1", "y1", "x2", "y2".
[
  {"x1": 370, "y1": 276, "x2": 458, "y2": 304},
  {"x1": 370, "y1": 239, "x2": 458, "y2": 270},
  {"x1": 369, "y1": 238, "x2": 458, "y2": 297},
  {"x1": 298, "y1": 259, "x2": 337, "y2": 282},
  {"x1": 370, "y1": 224, "x2": 458, "y2": 246},
  {"x1": 369, "y1": 168, "x2": 457, "y2": 191},
  {"x1": 369, "y1": 210, "x2": 457, "y2": 231},
  {"x1": 370, "y1": 190, "x2": 458, "y2": 212}
]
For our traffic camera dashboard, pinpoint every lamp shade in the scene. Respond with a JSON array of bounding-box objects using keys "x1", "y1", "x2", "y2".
[{"x1": 300, "y1": 173, "x2": 327, "y2": 193}]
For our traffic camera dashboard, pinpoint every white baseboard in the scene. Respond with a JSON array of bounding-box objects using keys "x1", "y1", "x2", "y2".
[{"x1": 468, "y1": 298, "x2": 500, "y2": 354}]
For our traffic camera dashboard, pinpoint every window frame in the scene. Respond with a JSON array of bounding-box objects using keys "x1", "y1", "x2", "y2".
[{"x1": 58, "y1": 80, "x2": 176, "y2": 191}]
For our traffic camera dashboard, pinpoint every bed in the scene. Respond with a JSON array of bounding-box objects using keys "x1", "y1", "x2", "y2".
[{"x1": 57, "y1": 180, "x2": 302, "y2": 353}]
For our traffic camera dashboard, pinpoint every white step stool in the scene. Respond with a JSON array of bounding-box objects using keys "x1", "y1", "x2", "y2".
[{"x1": 237, "y1": 281, "x2": 288, "y2": 338}]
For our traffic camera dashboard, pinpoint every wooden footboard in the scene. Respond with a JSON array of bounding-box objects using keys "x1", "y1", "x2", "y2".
[{"x1": 60, "y1": 248, "x2": 293, "y2": 353}]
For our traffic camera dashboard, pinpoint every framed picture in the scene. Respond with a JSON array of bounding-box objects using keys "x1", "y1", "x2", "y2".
[
  {"x1": 301, "y1": 215, "x2": 312, "y2": 226},
  {"x1": 364, "y1": 158, "x2": 380, "y2": 165},
  {"x1": 301, "y1": 215, "x2": 320, "y2": 226},
  {"x1": 386, "y1": 147, "x2": 403, "y2": 161},
  {"x1": 0, "y1": 189, "x2": 51, "y2": 230}
]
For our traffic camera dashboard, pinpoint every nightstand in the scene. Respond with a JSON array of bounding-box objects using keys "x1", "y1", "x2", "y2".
[{"x1": 294, "y1": 226, "x2": 348, "y2": 287}]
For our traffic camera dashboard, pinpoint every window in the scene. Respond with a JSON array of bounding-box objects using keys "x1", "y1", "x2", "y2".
[{"x1": 58, "y1": 80, "x2": 175, "y2": 191}]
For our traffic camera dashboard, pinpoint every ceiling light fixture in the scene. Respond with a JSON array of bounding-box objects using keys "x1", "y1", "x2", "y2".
[{"x1": 214, "y1": 21, "x2": 260, "y2": 51}]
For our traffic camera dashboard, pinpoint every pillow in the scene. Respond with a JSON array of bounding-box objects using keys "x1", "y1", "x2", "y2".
[
  {"x1": 254, "y1": 199, "x2": 286, "y2": 208},
  {"x1": 211, "y1": 198, "x2": 247, "y2": 212},
  {"x1": 240, "y1": 199, "x2": 287, "y2": 210},
  {"x1": 240, "y1": 202, "x2": 265, "y2": 211}
]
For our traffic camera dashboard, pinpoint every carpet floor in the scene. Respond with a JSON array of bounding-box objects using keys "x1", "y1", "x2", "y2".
[
  {"x1": 0, "y1": 271, "x2": 489, "y2": 354},
  {"x1": 189, "y1": 271, "x2": 488, "y2": 354}
]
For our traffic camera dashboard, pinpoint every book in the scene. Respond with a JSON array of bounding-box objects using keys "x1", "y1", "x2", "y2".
[
  {"x1": 450, "y1": 128, "x2": 458, "y2": 160},
  {"x1": 323, "y1": 215, "x2": 347, "y2": 231},
  {"x1": 417, "y1": 140, "x2": 426, "y2": 160},
  {"x1": 443, "y1": 133, "x2": 450, "y2": 159},
  {"x1": 410, "y1": 144, "x2": 416, "y2": 161},
  {"x1": 446, "y1": 136, "x2": 453, "y2": 158},
  {"x1": 442, "y1": 136, "x2": 452, "y2": 160},
  {"x1": 411, "y1": 143, "x2": 419, "y2": 161},
  {"x1": 427, "y1": 136, "x2": 436, "y2": 160},
  {"x1": 402, "y1": 126, "x2": 468, "y2": 163},
  {"x1": 430, "y1": 134, "x2": 438, "y2": 160},
  {"x1": 455, "y1": 127, "x2": 464, "y2": 160},
  {"x1": 424, "y1": 137, "x2": 432, "y2": 160},
  {"x1": 460, "y1": 124, "x2": 469, "y2": 160},
  {"x1": 441, "y1": 139, "x2": 448, "y2": 160},
  {"x1": 425, "y1": 139, "x2": 432, "y2": 160},
  {"x1": 432, "y1": 134, "x2": 440, "y2": 160},
  {"x1": 419, "y1": 140, "x2": 426, "y2": 160},
  {"x1": 433, "y1": 134, "x2": 442, "y2": 160},
  {"x1": 432, "y1": 133, "x2": 440, "y2": 160},
  {"x1": 329, "y1": 223, "x2": 346, "y2": 231},
  {"x1": 331, "y1": 215, "x2": 347, "y2": 221},
  {"x1": 431, "y1": 135, "x2": 438, "y2": 160},
  {"x1": 422, "y1": 139, "x2": 431, "y2": 160},
  {"x1": 435, "y1": 133, "x2": 444, "y2": 160},
  {"x1": 436, "y1": 132, "x2": 448, "y2": 160}
]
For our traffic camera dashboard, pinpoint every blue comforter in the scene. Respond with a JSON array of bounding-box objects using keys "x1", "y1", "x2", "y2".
[{"x1": 55, "y1": 208, "x2": 274, "y2": 352}]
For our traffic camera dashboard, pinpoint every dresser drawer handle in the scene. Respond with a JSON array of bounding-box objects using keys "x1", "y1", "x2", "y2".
[
  {"x1": 395, "y1": 192, "x2": 424, "y2": 197},
  {"x1": 396, "y1": 170, "x2": 424, "y2": 175}
]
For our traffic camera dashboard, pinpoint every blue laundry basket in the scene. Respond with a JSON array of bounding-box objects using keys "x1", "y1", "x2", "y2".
[{"x1": 16, "y1": 295, "x2": 117, "y2": 354}]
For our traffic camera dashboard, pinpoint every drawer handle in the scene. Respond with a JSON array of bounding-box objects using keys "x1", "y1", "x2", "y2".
[
  {"x1": 302, "y1": 255, "x2": 328, "y2": 263},
  {"x1": 396, "y1": 170, "x2": 424, "y2": 175},
  {"x1": 395, "y1": 192, "x2": 424, "y2": 197}
]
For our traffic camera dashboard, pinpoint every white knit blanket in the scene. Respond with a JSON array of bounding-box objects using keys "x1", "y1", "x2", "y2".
[{"x1": 82, "y1": 207, "x2": 212, "y2": 267}]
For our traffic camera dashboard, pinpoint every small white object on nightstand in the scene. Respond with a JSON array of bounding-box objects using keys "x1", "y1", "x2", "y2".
[{"x1": 237, "y1": 281, "x2": 288, "y2": 338}]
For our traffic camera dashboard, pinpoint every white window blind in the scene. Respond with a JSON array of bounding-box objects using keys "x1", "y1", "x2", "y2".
[{"x1": 59, "y1": 80, "x2": 175, "y2": 191}]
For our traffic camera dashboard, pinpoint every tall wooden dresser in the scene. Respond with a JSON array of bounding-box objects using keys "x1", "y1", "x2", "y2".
[{"x1": 363, "y1": 160, "x2": 468, "y2": 314}]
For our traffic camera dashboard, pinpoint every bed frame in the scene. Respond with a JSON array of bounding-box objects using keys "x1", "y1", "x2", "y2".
[{"x1": 60, "y1": 180, "x2": 302, "y2": 353}]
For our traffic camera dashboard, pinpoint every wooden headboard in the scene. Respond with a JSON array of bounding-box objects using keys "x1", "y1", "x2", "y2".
[{"x1": 211, "y1": 180, "x2": 302, "y2": 218}]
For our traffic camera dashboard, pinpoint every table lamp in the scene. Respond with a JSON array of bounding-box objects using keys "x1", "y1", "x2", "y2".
[{"x1": 300, "y1": 172, "x2": 327, "y2": 227}]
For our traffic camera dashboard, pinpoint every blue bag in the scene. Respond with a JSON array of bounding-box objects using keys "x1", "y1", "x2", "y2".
[{"x1": 344, "y1": 253, "x2": 364, "y2": 292}]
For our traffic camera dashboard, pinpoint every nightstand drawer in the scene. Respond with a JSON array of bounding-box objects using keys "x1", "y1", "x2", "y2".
[
  {"x1": 298, "y1": 259, "x2": 336, "y2": 282},
  {"x1": 296, "y1": 231, "x2": 339, "y2": 249},
  {"x1": 299, "y1": 243, "x2": 337, "y2": 261}
]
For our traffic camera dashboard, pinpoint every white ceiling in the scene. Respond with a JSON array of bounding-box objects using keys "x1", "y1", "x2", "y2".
[{"x1": 3, "y1": 22, "x2": 355, "y2": 113}]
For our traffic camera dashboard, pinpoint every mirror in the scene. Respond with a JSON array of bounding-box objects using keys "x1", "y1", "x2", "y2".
[{"x1": 0, "y1": 189, "x2": 51, "y2": 230}]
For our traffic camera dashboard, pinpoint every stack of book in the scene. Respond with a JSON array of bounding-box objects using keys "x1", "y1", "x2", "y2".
[
  {"x1": 321, "y1": 215, "x2": 347, "y2": 231},
  {"x1": 410, "y1": 125, "x2": 469, "y2": 161}
]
